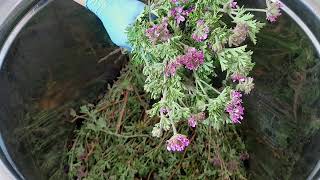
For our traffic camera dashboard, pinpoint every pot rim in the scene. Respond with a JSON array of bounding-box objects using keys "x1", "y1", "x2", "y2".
[{"x1": 0, "y1": 0, "x2": 319, "y2": 179}]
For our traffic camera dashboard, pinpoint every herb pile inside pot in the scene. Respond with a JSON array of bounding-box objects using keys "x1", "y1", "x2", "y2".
[{"x1": 66, "y1": 0, "x2": 282, "y2": 179}]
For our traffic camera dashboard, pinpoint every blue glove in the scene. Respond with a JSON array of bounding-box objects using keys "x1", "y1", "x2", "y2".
[{"x1": 86, "y1": 0, "x2": 145, "y2": 50}]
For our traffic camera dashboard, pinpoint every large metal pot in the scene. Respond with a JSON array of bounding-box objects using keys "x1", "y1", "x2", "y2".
[{"x1": 0, "y1": 0, "x2": 319, "y2": 179}]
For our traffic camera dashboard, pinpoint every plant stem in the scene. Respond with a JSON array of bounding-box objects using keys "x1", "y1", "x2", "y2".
[
  {"x1": 193, "y1": 72, "x2": 209, "y2": 97},
  {"x1": 243, "y1": 8, "x2": 267, "y2": 13},
  {"x1": 200, "y1": 80, "x2": 221, "y2": 95},
  {"x1": 102, "y1": 129, "x2": 150, "y2": 138},
  {"x1": 171, "y1": 118, "x2": 178, "y2": 134}
]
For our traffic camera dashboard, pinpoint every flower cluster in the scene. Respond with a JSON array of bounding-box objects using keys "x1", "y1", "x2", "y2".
[
  {"x1": 165, "y1": 47, "x2": 204, "y2": 76},
  {"x1": 178, "y1": 47, "x2": 204, "y2": 70},
  {"x1": 170, "y1": 6, "x2": 193, "y2": 24},
  {"x1": 237, "y1": 77, "x2": 255, "y2": 94},
  {"x1": 165, "y1": 61, "x2": 181, "y2": 77},
  {"x1": 266, "y1": 0, "x2": 282, "y2": 22},
  {"x1": 231, "y1": 73, "x2": 246, "y2": 82},
  {"x1": 226, "y1": 91, "x2": 245, "y2": 123},
  {"x1": 192, "y1": 20, "x2": 210, "y2": 42},
  {"x1": 145, "y1": 19, "x2": 171, "y2": 44},
  {"x1": 166, "y1": 134, "x2": 190, "y2": 152},
  {"x1": 230, "y1": 0, "x2": 238, "y2": 9},
  {"x1": 188, "y1": 112, "x2": 206, "y2": 127},
  {"x1": 229, "y1": 23, "x2": 249, "y2": 46},
  {"x1": 231, "y1": 73, "x2": 255, "y2": 94}
]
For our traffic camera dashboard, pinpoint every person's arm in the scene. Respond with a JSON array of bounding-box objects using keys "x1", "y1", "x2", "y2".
[{"x1": 72, "y1": 0, "x2": 145, "y2": 51}]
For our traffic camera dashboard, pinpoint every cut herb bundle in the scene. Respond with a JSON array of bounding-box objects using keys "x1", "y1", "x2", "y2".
[{"x1": 127, "y1": 0, "x2": 281, "y2": 151}]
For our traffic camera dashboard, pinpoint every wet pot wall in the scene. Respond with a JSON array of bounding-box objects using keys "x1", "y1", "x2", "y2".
[
  {"x1": 0, "y1": 0, "x2": 319, "y2": 179},
  {"x1": 240, "y1": 0, "x2": 320, "y2": 179},
  {"x1": 0, "y1": 0, "x2": 125, "y2": 179}
]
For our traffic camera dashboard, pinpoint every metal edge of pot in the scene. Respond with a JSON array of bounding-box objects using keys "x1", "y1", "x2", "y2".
[
  {"x1": 0, "y1": 0, "x2": 319, "y2": 179},
  {"x1": 0, "y1": 1, "x2": 53, "y2": 179}
]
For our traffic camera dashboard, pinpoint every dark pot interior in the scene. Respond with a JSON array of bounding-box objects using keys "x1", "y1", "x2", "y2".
[{"x1": 0, "y1": 0, "x2": 319, "y2": 179}]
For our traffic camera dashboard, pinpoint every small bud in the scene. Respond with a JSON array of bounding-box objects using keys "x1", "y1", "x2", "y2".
[
  {"x1": 266, "y1": 0, "x2": 282, "y2": 22},
  {"x1": 152, "y1": 126, "x2": 163, "y2": 138}
]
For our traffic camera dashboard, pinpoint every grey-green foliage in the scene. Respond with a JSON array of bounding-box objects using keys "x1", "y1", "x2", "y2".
[
  {"x1": 66, "y1": 65, "x2": 248, "y2": 179},
  {"x1": 127, "y1": 0, "x2": 265, "y2": 134}
]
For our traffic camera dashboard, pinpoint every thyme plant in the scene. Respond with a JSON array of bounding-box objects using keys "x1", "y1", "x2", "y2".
[{"x1": 127, "y1": 0, "x2": 281, "y2": 151}]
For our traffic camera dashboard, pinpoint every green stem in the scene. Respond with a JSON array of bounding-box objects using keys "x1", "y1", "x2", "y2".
[
  {"x1": 243, "y1": 8, "x2": 267, "y2": 13},
  {"x1": 200, "y1": 80, "x2": 221, "y2": 95},
  {"x1": 101, "y1": 130, "x2": 150, "y2": 139},
  {"x1": 171, "y1": 120, "x2": 178, "y2": 135},
  {"x1": 194, "y1": 72, "x2": 209, "y2": 97}
]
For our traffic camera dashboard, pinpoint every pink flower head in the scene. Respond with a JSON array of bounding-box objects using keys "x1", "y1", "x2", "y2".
[
  {"x1": 230, "y1": 0, "x2": 238, "y2": 8},
  {"x1": 188, "y1": 112, "x2": 206, "y2": 128},
  {"x1": 231, "y1": 73, "x2": 246, "y2": 82},
  {"x1": 192, "y1": 20, "x2": 210, "y2": 42},
  {"x1": 165, "y1": 60, "x2": 182, "y2": 77},
  {"x1": 178, "y1": 47, "x2": 204, "y2": 70},
  {"x1": 212, "y1": 156, "x2": 222, "y2": 167},
  {"x1": 266, "y1": 0, "x2": 282, "y2": 22},
  {"x1": 184, "y1": 6, "x2": 194, "y2": 16},
  {"x1": 145, "y1": 18, "x2": 171, "y2": 44},
  {"x1": 240, "y1": 152, "x2": 250, "y2": 161},
  {"x1": 160, "y1": 107, "x2": 170, "y2": 115},
  {"x1": 170, "y1": 6, "x2": 185, "y2": 24},
  {"x1": 166, "y1": 134, "x2": 190, "y2": 152},
  {"x1": 170, "y1": 6, "x2": 193, "y2": 24},
  {"x1": 188, "y1": 115, "x2": 197, "y2": 127},
  {"x1": 226, "y1": 91, "x2": 245, "y2": 123}
]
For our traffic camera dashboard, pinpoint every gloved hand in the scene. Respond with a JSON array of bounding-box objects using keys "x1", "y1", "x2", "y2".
[{"x1": 85, "y1": 0, "x2": 145, "y2": 50}]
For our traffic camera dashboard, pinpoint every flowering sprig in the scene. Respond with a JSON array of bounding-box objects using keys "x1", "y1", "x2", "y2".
[
  {"x1": 192, "y1": 20, "x2": 210, "y2": 42},
  {"x1": 128, "y1": 0, "x2": 282, "y2": 152},
  {"x1": 266, "y1": 0, "x2": 282, "y2": 22}
]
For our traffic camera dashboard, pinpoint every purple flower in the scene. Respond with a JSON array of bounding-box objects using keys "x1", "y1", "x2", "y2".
[
  {"x1": 211, "y1": 156, "x2": 222, "y2": 167},
  {"x1": 166, "y1": 134, "x2": 190, "y2": 152},
  {"x1": 188, "y1": 115, "x2": 197, "y2": 127},
  {"x1": 170, "y1": 6, "x2": 193, "y2": 25},
  {"x1": 240, "y1": 152, "x2": 250, "y2": 161},
  {"x1": 165, "y1": 61, "x2": 182, "y2": 77},
  {"x1": 231, "y1": 73, "x2": 246, "y2": 82},
  {"x1": 145, "y1": 19, "x2": 171, "y2": 44},
  {"x1": 160, "y1": 107, "x2": 170, "y2": 115},
  {"x1": 230, "y1": 0, "x2": 238, "y2": 8},
  {"x1": 188, "y1": 112, "x2": 206, "y2": 128},
  {"x1": 266, "y1": 0, "x2": 282, "y2": 22},
  {"x1": 170, "y1": 7, "x2": 185, "y2": 24},
  {"x1": 178, "y1": 47, "x2": 204, "y2": 70},
  {"x1": 192, "y1": 20, "x2": 210, "y2": 42},
  {"x1": 226, "y1": 91, "x2": 245, "y2": 123},
  {"x1": 184, "y1": 6, "x2": 194, "y2": 16}
]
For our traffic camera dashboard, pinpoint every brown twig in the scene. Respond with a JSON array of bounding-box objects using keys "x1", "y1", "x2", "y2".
[
  {"x1": 98, "y1": 48, "x2": 122, "y2": 63},
  {"x1": 133, "y1": 86, "x2": 148, "y2": 110},
  {"x1": 84, "y1": 141, "x2": 96, "y2": 162},
  {"x1": 97, "y1": 99, "x2": 125, "y2": 112},
  {"x1": 116, "y1": 90, "x2": 129, "y2": 133}
]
